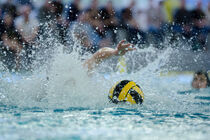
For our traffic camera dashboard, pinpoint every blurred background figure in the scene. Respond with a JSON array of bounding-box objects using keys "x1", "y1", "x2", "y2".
[
  {"x1": 98, "y1": 1, "x2": 119, "y2": 45},
  {"x1": 50, "y1": 0, "x2": 67, "y2": 44},
  {"x1": 87, "y1": 0, "x2": 105, "y2": 39},
  {"x1": 147, "y1": 0, "x2": 165, "y2": 46},
  {"x1": 66, "y1": 0, "x2": 81, "y2": 25},
  {"x1": 15, "y1": 5, "x2": 39, "y2": 45},
  {"x1": 15, "y1": 0, "x2": 33, "y2": 7},
  {"x1": 0, "y1": 0, "x2": 209, "y2": 72},
  {"x1": 71, "y1": 23, "x2": 98, "y2": 55},
  {"x1": 15, "y1": 4, "x2": 39, "y2": 66},
  {"x1": 38, "y1": 0, "x2": 67, "y2": 43},
  {"x1": 173, "y1": 0, "x2": 192, "y2": 38},
  {"x1": 0, "y1": 7, "x2": 3, "y2": 41},
  {"x1": 0, "y1": 13, "x2": 23, "y2": 71},
  {"x1": 147, "y1": 0, "x2": 165, "y2": 32},
  {"x1": 205, "y1": 2, "x2": 210, "y2": 26},
  {"x1": 164, "y1": 0, "x2": 180, "y2": 23},
  {"x1": 119, "y1": 1, "x2": 146, "y2": 44},
  {"x1": 190, "y1": 0, "x2": 207, "y2": 51},
  {"x1": 38, "y1": 0, "x2": 56, "y2": 24},
  {"x1": 174, "y1": 0, "x2": 191, "y2": 27},
  {"x1": 1, "y1": 0, "x2": 18, "y2": 18}
]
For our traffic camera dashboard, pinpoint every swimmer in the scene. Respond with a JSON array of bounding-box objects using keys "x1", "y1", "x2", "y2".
[
  {"x1": 71, "y1": 23, "x2": 135, "y2": 70},
  {"x1": 83, "y1": 41, "x2": 141, "y2": 105},
  {"x1": 178, "y1": 71, "x2": 210, "y2": 94},
  {"x1": 192, "y1": 71, "x2": 210, "y2": 89},
  {"x1": 84, "y1": 40, "x2": 135, "y2": 70}
]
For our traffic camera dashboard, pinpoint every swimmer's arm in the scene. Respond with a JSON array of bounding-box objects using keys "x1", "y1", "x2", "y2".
[{"x1": 84, "y1": 40, "x2": 135, "y2": 70}]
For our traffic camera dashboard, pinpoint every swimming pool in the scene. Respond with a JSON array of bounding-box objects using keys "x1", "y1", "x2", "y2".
[{"x1": 0, "y1": 71, "x2": 210, "y2": 140}]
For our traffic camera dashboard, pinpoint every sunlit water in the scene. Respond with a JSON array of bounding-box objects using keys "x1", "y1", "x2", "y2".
[{"x1": 0, "y1": 32, "x2": 210, "y2": 139}]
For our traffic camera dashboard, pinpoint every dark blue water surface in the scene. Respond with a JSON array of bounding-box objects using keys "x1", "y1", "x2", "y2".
[
  {"x1": 0, "y1": 103, "x2": 210, "y2": 140},
  {"x1": 0, "y1": 74, "x2": 210, "y2": 139}
]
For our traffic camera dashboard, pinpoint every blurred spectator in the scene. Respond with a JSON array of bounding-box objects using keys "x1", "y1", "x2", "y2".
[
  {"x1": 147, "y1": 0, "x2": 165, "y2": 46},
  {"x1": 104, "y1": 1, "x2": 118, "y2": 27},
  {"x1": 66, "y1": 0, "x2": 81, "y2": 24},
  {"x1": 163, "y1": 0, "x2": 180, "y2": 23},
  {"x1": 15, "y1": 5, "x2": 39, "y2": 44},
  {"x1": 51, "y1": 0, "x2": 67, "y2": 44},
  {"x1": 0, "y1": 0, "x2": 209, "y2": 72},
  {"x1": 147, "y1": 0, "x2": 164, "y2": 32},
  {"x1": 71, "y1": 22, "x2": 99, "y2": 55},
  {"x1": 90, "y1": 0, "x2": 98, "y2": 12},
  {"x1": 0, "y1": 13, "x2": 23, "y2": 70},
  {"x1": 15, "y1": 5, "x2": 39, "y2": 66},
  {"x1": 192, "y1": 71, "x2": 210, "y2": 89},
  {"x1": 1, "y1": 31, "x2": 23, "y2": 70},
  {"x1": 16, "y1": 0, "x2": 33, "y2": 7},
  {"x1": 38, "y1": 0, "x2": 67, "y2": 43},
  {"x1": 1, "y1": 0, "x2": 18, "y2": 18},
  {"x1": 121, "y1": 8, "x2": 139, "y2": 30},
  {"x1": 191, "y1": 1, "x2": 207, "y2": 51},
  {"x1": 173, "y1": 0, "x2": 193, "y2": 45},
  {"x1": 119, "y1": 7, "x2": 146, "y2": 44},
  {"x1": 0, "y1": 5, "x2": 2, "y2": 19},
  {"x1": 87, "y1": 0, "x2": 105, "y2": 38},
  {"x1": 99, "y1": 3, "x2": 117, "y2": 32},
  {"x1": 0, "y1": 8, "x2": 3, "y2": 41},
  {"x1": 174, "y1": 0, "x2": 191, "y2": 26},
  {"x1": 38, "y1": 0, "x2": 56, "y2": 23},
  {"x1": 191, "y1": 0, "x2": 206, "y2": 28},
  {"x1": 1, "y1": 13, "x2": 18, "y2": 39},
  {"x1": 98, "y1": 1, "x2": 119, "y2": 44},
  {"x1": 134, "y1": 9, "x2": 148, "y2": 31},
  {"x1": 164, "y1": 0, "x2": 180, "y2": 23},
  {"x1": 159, "y1": 0, "x2": 168, "y2": 24},
  {"x1": 70, "y1": 10, "x2": 101, "y2": 53},
  {"x1": 204, "y1": 2, "x2": 210, "y2": 26},
  {"x1": 51, "y1": 0, "x2": 64, "y2": 20},
  {"x1": 76, "y1": 0, "x2": 114, "y2": 48}
]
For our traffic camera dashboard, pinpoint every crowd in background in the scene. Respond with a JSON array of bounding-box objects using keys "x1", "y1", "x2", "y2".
[{"x1": 0, "y1": 0, "x2": 209, "y2": 71}]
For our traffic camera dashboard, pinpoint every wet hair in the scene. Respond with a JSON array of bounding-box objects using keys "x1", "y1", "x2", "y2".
[{"x1": 194, "y1": 71, "x2": 210, "y2": 87}]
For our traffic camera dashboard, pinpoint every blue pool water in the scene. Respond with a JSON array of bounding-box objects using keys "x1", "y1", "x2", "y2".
[
  {"x1": 0, "y1": 46, "x2": 210, "y2": 140},
  {"x1": 0, "y1": 105, "x2": 210, "y2": 140},
  {"x1": 0, "y1": 72, "x2": 210, "y2": 140}
]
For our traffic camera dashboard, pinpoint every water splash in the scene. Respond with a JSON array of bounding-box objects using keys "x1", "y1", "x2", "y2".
[{"x1": 0, "y1": 27, "x2": 209, "y2": 114}]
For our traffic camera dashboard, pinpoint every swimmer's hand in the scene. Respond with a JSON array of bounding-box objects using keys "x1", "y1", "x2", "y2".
[
  {"x1": 114, "y1": 40, "x2": 135, "y2": 56},
  {"x1": 84, "y1": 40, "x2": 135, "y2": 71}
]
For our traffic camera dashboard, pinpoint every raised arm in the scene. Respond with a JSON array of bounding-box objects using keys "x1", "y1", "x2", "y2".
[{"x1": 84, "y1": 40, "x2": 135, "y2": 70}]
